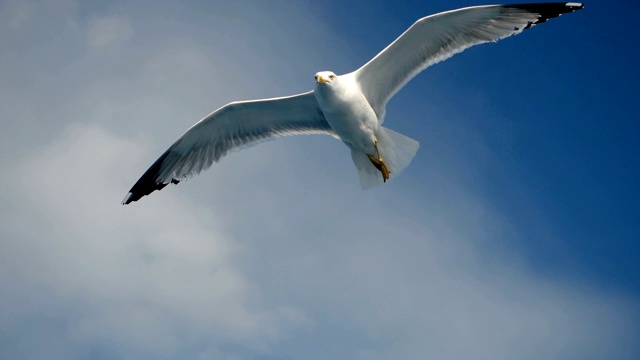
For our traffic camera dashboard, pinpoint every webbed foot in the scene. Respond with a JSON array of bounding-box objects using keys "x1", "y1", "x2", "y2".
[
  {"x1": 367, "y1": 154, "x2": 390, "y2": 182},
  {"x1": 367, "y1": 135, "x2": 390, "y2": 182}
]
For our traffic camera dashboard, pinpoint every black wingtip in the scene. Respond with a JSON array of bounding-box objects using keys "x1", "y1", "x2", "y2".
[
  {"x1": 121, "y1": 149, "x2": 181, "y2": 205},
  {"x1": 505, "y1": 2, "x2": 584, "y2": 27},
  {"x1": 121, "y1": 181, "x2": 174, "y2": 205}
]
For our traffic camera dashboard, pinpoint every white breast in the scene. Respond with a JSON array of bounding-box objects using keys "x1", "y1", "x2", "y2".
[{"x1": 314, "y1": 74, "x2": 380, "y2": 153}]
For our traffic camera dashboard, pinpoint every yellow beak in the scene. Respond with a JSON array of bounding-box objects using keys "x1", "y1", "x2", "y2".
[{"x1": 316, "y1": 75, "x2": 330, "y2": 84}]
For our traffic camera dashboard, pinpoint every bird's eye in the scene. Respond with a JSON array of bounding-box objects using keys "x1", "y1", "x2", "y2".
[{"x1": 329, "y1": 75, "x2": 336, "y2": 80}]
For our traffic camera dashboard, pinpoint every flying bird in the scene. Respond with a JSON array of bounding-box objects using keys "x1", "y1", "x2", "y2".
[{"x1": 122, "y1": 2, "x2": 584, "y2": 204}]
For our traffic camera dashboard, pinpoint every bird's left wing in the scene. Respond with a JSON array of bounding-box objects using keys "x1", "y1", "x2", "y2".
[
  {"x1": 122, "y1": 91, "x2": 332, "y2": 204},
  {"x1": 354, "y1": 2, "x2": 584, "y2": 118}
]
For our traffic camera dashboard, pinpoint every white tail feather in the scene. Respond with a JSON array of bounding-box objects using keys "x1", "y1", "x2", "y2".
[{"x1": 350, "y1": 127, "x2": 419, "y2": 189}]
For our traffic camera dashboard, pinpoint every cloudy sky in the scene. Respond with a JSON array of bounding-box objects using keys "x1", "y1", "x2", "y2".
[{"x1": 1, "y1": 0, "x2": 639, "y2": 359}]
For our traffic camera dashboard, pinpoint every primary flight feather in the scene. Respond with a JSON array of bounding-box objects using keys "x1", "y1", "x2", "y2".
[{"x1": 123, "y1": 2, "x2": 584, "y2": 204}]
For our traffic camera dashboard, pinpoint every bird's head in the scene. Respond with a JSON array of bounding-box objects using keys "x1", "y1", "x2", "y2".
[
  {"x1": 313, "y1": 70, "x2": 353, "y2": 104},
  {"x1": 314, "y1": 71, "x2": 337, "y2": 86}
]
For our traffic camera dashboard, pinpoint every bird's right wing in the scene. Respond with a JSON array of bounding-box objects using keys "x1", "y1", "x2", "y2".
[
  {"x1": 123, "y1": 91, "x2": 333, "y2": 204},
  {"x1": 354, "y1": 2, "x2": 584, "y2": 118}
]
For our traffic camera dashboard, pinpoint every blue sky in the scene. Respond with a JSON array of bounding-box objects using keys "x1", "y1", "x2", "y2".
[
  {"x1": 1, "y1": 1, "x2": 638, "y2": 359},
  {"x1": 309, "y1": 0, "x2": 640, "y2": 291}
]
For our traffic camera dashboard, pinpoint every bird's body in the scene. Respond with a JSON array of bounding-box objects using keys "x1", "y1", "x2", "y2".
[
  {"x1": 314, "y1": 72, "x2": 378, "y2": 153},
  {"x1": 123, "y1": 2, "x2": 584, "y2": 204}
]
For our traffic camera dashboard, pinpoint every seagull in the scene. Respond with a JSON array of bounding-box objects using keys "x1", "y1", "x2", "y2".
[{"x1": 122, "y1": 2, "x2": 584, "y2": 204}]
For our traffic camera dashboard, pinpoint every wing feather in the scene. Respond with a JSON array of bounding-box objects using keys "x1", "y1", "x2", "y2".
[
  {"x1": 123, "y1": 91, "x2": 333, "y2": 204},
  {"x1": 354, "y1": 2, "x2": 584, "y2": 117}
]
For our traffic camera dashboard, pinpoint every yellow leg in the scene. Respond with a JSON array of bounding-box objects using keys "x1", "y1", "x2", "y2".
[{"x1": 367, "y1": 136, "x2": 390, "y2": 182}]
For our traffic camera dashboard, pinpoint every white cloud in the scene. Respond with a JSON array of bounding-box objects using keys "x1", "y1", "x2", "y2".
[
  {"x1": 0, "y1": 124, "x2": 309, "y2": 358},
  {"x1": 0, "y1": 0, "x2": 78, "y2": 34},
  {"x1": 0, "y1": 1, "x2": 638, "y2": 359},
  {"x1": 215, "y1": 157, "x2": 640, "y2": 359},
  {"x1": 4, "y1": 0, "x2": 36, "y2": 31},
  {"x1": 87, "y1": 14, "x2": 133, "y2": 51}
]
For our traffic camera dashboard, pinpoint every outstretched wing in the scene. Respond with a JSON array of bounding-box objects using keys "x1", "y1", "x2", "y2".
[
  {"x1": 122, "y1": 91, "x2": 333, "y2": 204},
  {"x1": 354, "y1": 2, "x2": 584, "y2": 117}
]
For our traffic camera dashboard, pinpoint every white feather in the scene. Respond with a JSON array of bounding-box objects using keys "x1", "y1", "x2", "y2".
[
  {"x1": 354, "y1": 3, "x2": 583, "y2": 118},
  {"x1": 123, "y1": 3, "x2": 583, "y2": 203}
]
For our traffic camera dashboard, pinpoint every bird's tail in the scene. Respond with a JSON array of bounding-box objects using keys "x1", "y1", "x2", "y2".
[{"x1": 350, "y1": 126, "x2": 419, "y2": 189}]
